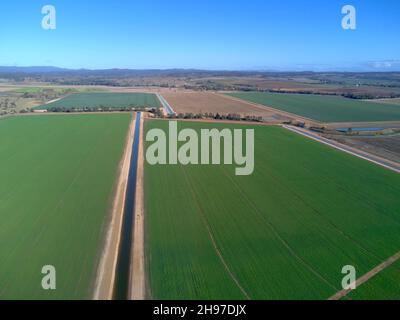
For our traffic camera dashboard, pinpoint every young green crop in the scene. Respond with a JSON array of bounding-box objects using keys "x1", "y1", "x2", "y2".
[
  {"x1": 36, "y1": 92, "x2": 162, "y2": 111},
  {"x1": 226, "y1": 92, "x2": 400, "y2": 122},
  {"x1": 144, "y1": 120, "x2": 400, "y2": 299},
  {"x1": 0, "y1": 114, "x2": 131, "y2": 299}
]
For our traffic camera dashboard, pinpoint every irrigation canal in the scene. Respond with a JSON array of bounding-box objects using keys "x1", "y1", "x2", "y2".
[
  {"x1": 113, "y1": 112, "x2": 142, "y2": 300},
  {"x1": 158, "y1": 94, "x2": 175, "y2": 115}
]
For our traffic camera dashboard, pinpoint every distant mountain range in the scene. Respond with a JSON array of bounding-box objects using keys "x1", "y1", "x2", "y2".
[
  {"x1": 0, "y1": 66, "x2": 70, "y2": 73},
  {"x1": 0, "y1": 66, "x2": 233, "y2": 77},
  {"x1": 0, "y1": 66, "x2": 399, "y2": 76},
  {"x1": 0, "y1": 66, "x2": 212, "y2": 73}
]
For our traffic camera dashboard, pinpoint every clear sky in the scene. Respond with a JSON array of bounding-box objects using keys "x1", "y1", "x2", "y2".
[{"x1": 0, "y1": 0, "x2": 399, "y2": 70}]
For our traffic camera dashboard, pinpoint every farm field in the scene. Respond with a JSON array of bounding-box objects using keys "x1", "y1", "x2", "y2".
[
  {"x1": 36, "y1": 92, "x2": 162, "y2": 111},
  {"x1": 144, "y1": 120, "x2": 400, "y2": 299},
  {"x1": 161, "y1": 91, "x2": 290, "y2": 121},
  {"x1": 226, "y1": 92, "x2": 400, "y2": 123},
  {"x1": 193, "y1": 74, "x2": 400, "y2": 98},
  {"x1": 0, "y1": 113, "x2": 131, "y2": 299}
]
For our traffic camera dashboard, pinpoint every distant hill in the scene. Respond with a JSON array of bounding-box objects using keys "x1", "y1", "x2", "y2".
[
  {"x1": 0, "y1": 66, "x2": 270, "y2": 78},
  {"x1": 0, "y1": 66, "x2": 243, "y2": 75},
  {"x1": 0, "y1": 66, "x2": 70, "y2": 73},
  {"x1": 1, "y1": 66, "x2": 400, "y2": 76}
]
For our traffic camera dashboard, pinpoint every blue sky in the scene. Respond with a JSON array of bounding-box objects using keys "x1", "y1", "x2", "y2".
[{"x1": 0, "y1": 0, "x2": 399, "y2": 70}]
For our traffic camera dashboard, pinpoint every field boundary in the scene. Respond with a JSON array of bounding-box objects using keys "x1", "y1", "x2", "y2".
[
  {"x1": 329, "y1": 251, "x2": 400, "y2": 300},
  {"x1": 93, "y1": 114, "x2": 135, "y2": 300},
  {"x1": 283, "y1": 125, "x2": 400, "y2": 174}
]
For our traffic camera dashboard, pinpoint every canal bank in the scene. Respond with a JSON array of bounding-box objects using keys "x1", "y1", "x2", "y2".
[
  {"x1": 113, "y1": 112, "x2": 143, "y2": 300},
  {"x1": 158, "y1": 94, "x2": 176, "y2": 115},
  {"x1": 93, "y1": 113, "x2": 136, "y2": 300}
]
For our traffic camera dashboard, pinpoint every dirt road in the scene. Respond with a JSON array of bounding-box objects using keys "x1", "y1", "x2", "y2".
[
  {"x1": 283, "y1": 125, "x2": 400, "y2": 174},
  {"x1": 329, "y1": 251, "x2": 400, "y2": 300},
  {"x1": 93, "y1": 114, "x2": 135, "y2": 300}
]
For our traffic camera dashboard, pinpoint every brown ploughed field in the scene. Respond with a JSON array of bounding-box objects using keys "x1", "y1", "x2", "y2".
[{"x1": 161, "y1": 91, "x2": 292, "y2": 122}]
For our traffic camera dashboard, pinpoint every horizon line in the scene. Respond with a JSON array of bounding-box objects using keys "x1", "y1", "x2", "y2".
[{"x1": 1, "y1": 65, "x2": 400, "y2": 73}]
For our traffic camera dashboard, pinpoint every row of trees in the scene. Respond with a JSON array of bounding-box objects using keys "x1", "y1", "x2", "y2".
[
  {"x1": 262, "y1": 89, "x2": 400, "y2": 100},
  {"x1": 49, "y1": 106, "x2": 149, "y2": 113},
  {"x1": 157, "y1": 111, "x2": 263, "y2": 123}
]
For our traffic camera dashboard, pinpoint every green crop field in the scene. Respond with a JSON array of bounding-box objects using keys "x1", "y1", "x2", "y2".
[
  {"x1": 144, "y1": 120, "x2": 400, "y2": 299},
  {"x1": 226, "y1": 92, "x2": 400, "y2": 123},
  {"x1": 36, "y1": 92, "x2": 162, "y2": 111},
  {"x1": 0, "y1": 113, "x2": 131, "y2": 299}
]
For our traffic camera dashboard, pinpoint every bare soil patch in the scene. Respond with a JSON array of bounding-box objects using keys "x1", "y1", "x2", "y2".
[{"x1": 161, "y1": 91, "x2": 292, "y2": 122}]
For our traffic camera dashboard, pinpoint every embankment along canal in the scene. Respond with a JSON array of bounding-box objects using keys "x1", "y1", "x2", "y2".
[
  {"x1": 113, "y1": 112, "x2": 142, "y2": 300},
  {"x1": 158, "y1": 94, "x2": 175, "y2": 115}
]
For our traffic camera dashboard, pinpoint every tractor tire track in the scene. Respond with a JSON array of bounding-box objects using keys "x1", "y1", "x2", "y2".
[
  {"x1": 181, "y1": 167, "x2": 251, "y2": 300},
  {"x1": 221, "y1": 167, "x2": 339, "y2": 293}
]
